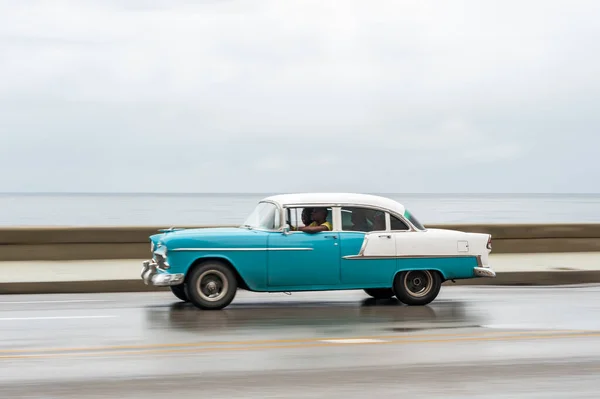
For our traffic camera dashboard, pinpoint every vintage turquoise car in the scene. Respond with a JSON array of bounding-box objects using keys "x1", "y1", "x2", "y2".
[{"x1": 141, "y1": 193, "x2": 495, "y2": 310}]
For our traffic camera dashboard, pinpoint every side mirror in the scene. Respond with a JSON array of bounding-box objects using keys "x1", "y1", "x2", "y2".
[{"x1": 283, "y1": 226, "x2": 290, "y2": 235}]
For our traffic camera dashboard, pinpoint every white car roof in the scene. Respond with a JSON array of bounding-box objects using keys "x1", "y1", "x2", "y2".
[{"x1": 262, "y1": 192, "x2": 406, "y2": 215}]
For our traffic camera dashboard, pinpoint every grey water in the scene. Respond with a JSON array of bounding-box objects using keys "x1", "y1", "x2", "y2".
[{"x1": 0, "y1": 193, "x2": 598, "y2": 227}]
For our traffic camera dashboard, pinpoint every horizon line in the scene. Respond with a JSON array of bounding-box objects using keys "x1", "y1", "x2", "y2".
[{"x1": 0, "y1": 191, "x2": 598, "y2": 196}]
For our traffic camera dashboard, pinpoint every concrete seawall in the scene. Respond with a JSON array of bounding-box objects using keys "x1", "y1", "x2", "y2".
[{"x1": 0, "y1": 223, "x2": 599, "y2": 261}]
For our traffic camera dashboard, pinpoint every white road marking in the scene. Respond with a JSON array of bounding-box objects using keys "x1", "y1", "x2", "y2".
[
  {"x1": 319, "y1": 338, "x2": 387, "y2": 344},
  {"x1": 0, "y1": 300, "x2": 111, "y2": 304},
  {"x1": 480, "y1": 324, "x2": 554, "y2": 329},
  {"x1": 0, "y1": 315, "x2": 116, "y2": 321}
]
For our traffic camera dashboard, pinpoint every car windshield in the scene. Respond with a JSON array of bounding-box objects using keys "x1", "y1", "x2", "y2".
[
  {"x1": 241, "y1": 201, "x2": 280, "y2": 230},
  {"x1": 404, "y1": 209, "x2": 425, "y2": 230}
]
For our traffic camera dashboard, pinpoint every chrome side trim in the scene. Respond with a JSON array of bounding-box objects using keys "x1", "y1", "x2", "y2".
[
  {"x1": 342, "y1": 254, "x2": 481, "y2": 260},
  {"x1": 268, "y1": 248, "x2": 313, "y2": 251},
  {"x1": 170, "y1": 247, "x2": 313, "y2": 252},
  {"x1": 357, "y1": 235, "x2": 369, "y2": 256},
  {"x1": 476, "y1": 255, "x2": 483, "y2": 267}
]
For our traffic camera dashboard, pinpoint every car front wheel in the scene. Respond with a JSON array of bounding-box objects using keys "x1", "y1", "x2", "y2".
[
  {"x1": 393, "y1": 270, "x2": 441, "y2": 306},
  {"x1": 186, "y1": 261, "x2": 238, "y2": 310}
]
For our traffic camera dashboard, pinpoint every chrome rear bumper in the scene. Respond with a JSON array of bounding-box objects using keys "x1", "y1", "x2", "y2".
[
  {"x1": 141, "y1": 260, "x2": 184, "y2": 286},
  {"x1": 473, "y1": 266, "x2": 496, "y2": 278}
]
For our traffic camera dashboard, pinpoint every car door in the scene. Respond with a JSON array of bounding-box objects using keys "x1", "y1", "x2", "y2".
[
  {"x1": 266, "y1": 216, "x2": 341, "y2": 288},
  {"x1": 338, "y1": 207, "x2": 397, "y2": 285}
]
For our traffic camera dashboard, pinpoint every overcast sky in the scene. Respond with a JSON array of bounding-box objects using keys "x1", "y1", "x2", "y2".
[{"x1": 0, "y1": 0, "x2": 598, "y2": 193}]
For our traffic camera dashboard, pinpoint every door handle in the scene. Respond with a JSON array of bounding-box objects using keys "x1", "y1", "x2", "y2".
[
  {"x1": 324, "y1": 235, "x2": 338, "y2": 239},
  {"x1": 378, "y1": 234, "x2": 391, "y2": 239}
]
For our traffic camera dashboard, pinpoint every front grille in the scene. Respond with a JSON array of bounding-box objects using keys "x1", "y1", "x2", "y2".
[{"x1": 153, "y1": 253, "x2": 169, "y2": 269}]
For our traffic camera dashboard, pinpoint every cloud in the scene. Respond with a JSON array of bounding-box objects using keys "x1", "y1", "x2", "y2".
[{"x1": 0, "y1": 0, "x2": 598, "y2": 192}]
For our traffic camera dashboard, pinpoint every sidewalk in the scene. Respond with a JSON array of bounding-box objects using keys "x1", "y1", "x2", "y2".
[{"x1": 1, "y1": 252, "x2": 600, "y2": 294}]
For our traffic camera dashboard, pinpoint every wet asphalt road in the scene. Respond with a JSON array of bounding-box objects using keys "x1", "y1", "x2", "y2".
[{"x1": 2, "y1": 285, "x2": 600, "y2": 398}]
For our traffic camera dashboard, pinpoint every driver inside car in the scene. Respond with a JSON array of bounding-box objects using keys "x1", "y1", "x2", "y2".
[{"x1": 298, "y1": 207, "x2": 332, "y2": 233}]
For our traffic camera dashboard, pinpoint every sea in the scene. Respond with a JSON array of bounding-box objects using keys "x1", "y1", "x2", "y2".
[{"x1": 0, "y1": 193, "x2": 598, "y2": 227}]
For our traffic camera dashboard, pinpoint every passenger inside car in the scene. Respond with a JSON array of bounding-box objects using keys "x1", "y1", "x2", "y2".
[
  {"x1": 350, "y1": 208, "x2": 370, "y2": 231},
  {"x1": 372, "y1": 211, "x2": 386, "y2": 230}
]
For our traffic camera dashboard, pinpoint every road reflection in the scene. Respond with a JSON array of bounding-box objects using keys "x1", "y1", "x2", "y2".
[{"x1": 144, "y1": 297, "x2": 481, "y2": 333}]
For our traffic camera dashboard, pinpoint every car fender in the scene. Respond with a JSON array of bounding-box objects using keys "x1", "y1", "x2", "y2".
[{"x1": 184, "y1": 254, "x2": 254, "y2": 289}]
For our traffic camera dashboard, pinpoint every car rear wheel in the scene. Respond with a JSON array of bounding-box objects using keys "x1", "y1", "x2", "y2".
[
  {"x1": 363, "y1": 288, "x2": 395, "y2": 299},
  {"x1": 186, "y1": 261, "x2": 238, "y2": 310},
  {"x1": 393, "y1": 270, "x2": 441, "y2": 306},
  {"x1": 169, "y1": 284, "x2": 189, "y2": 302}
]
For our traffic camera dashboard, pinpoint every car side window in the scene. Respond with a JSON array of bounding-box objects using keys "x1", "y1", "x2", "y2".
[
  {"x1": 390, "y1": 214, "x2": 410, "y2": 231},
  {"x1": 286, "y1": 207, "x2": 302, "y2": 230},
  {"x1": 286, "y1": 207, "x2": 331, "y2": 230},
  {"x1": 340, "y1": 207, "x2": 385, "y2": 232}
]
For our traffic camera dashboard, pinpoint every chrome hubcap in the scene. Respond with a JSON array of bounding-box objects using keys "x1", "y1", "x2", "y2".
[
  {"x1": 403, "y1": 270, "x2": 433, "y2": 298},
  {"x1": 206, "y1": 281, "x2": 217, "y2": 293},
  {"x1": 196, "y1": 270, "x2": 228, "y2": 302}
]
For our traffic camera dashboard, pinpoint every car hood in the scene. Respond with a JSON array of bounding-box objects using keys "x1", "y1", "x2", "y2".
[{"x1": 150, "y1": 226, "x2": 259, "y2": 247}]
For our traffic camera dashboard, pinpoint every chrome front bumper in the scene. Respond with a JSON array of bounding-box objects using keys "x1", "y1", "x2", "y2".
[
  {"x1": 141, "y1": 260, "x2": 184, "y2": 286},
  {"x1": 473, "y1": 266, "x2": 496, "y2": 278}
]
